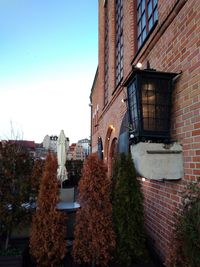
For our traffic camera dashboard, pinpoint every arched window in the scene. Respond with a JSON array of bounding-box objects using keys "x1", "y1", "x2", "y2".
[{"x1": 97, "y1": 137, "x2": 103, "y2": 160}]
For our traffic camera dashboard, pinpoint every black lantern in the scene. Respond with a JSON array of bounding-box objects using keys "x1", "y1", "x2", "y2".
[{"x1": 124, "y1": 69, "x2": 178, "y2": 143}]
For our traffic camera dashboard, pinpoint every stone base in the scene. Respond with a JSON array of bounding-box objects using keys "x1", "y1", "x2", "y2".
[{"x1": 130, "y1": 142, "x2": 184, "y2": 180}]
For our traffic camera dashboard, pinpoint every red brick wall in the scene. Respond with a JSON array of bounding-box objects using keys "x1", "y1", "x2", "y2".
[
  {"x1": 132, "y1": 0, "x2": 200, "y2": 261},
  {"x1": 91, "y1": 0, "x2": 200, "y2": 263}
]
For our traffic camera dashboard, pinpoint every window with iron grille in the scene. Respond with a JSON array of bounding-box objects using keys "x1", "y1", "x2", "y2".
[
  {"x1": 137, "y1": 0, "x2": 158, "y2": 49},
  {"x1": 125, "y1": 69, "x2": 177, "y2": 143},
  {"x1": 115, "y1": 0, "x2": 123, "y2": 86},
  {"x1": 128, "y1": 79, "x2": 139, "y2": 133},
  {"x1": 104, "y1": 3, "x2": 109, "y2": 106}
]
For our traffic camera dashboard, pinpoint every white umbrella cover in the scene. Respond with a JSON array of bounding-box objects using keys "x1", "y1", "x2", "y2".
[{"x1": 57, "y1": 130, "x2": 68, "y2": 184}]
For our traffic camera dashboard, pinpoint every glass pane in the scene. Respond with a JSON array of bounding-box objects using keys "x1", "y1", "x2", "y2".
[
  {"x1": 138, "y1": 37, "x2": 141, "y2": 48},
  {"x1": 148, "y1": 1, "x2": 153, "y2": 18},
  {"x1": 137, "y1": 7, "x2": 141, "y2": 22},
  {"x1": 153, "y1": 0, "x2": 158, "y2": 7},
  {"x1": 141, "y1": 13, "x2": 146, "y2": 29},
  {"x1": 138, "y1": 22, "x2": 141, "y2": 35},
  {"x1": 156, "y1": 106, "x2": 168, "y2": 119},
  {"x1": 156, "y1": 92, "x2": 169, "y2": 105},
  {"x1": 142, "y1": 106, "x2": 148, "y2": 117},
  {"x1": 142, "y1": 81, "x2": 156, "y2": 104},
  {"x1": 128, "y1": 82, "x2": 138, "y2": 131},
  {"x1": 142, "y1": 0, "x2": 145, "y2": 12},
  {"x1": 148, "y1": 104, "x2": 155, "y2": 118},
  {"x1": 142, "y1": 29, "x2": 147, "y2": 41},
  {"x1": 156, "y1": 119, "x2": 168, "y2": 131},
  {"x1": 154, "y1": 9, "x2": 158, "y2": 21},
  {"x1": 143, "y1": 117, "x2": 155, "y2": 130},
  {"x1": 148, "y1": 118, "x2": 155, "y2": 130},
  {"x1": 133, "y1": 118, "x2": 138, "y2": 131},
  {"x1": 143, "y1": 118, "x2": 148, "y2": 130},
  {"x1": 149, "y1": 17, "x2": 153, "y2": 30}
]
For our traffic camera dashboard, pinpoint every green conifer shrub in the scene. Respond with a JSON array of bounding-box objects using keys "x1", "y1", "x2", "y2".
[
  {"x1": 166, "y1": 178, "x2": 200, "y2": 267},
  {"x1": 111, "y1": 153, "x2": 149, "y2": 266}
]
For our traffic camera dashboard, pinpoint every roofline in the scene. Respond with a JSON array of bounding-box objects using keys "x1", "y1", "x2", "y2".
[{"x1": 90, "y1": 66, "x2": 99, "y2": 101}]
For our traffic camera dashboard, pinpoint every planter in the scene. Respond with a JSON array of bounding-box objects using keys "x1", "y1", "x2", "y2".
[{"x1": 0, "y1": 254, "x2": 22, "y2": 267}]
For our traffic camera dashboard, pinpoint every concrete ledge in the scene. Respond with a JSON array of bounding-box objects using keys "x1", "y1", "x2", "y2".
[{"x1": 130, "y1": 142, "x2": 184, "y2": 180}]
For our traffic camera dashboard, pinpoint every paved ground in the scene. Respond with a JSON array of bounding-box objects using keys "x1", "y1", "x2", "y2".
[
  {"x1": 18, "y1": 238, "x2": 164, "y2": 267},
  {"x1": 62, "y1": 253, "x2": 164, "y2": 267}
]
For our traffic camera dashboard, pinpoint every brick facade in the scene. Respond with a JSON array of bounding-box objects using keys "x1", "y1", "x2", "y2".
[{"x1": 90, "y1": 0, "x2": 200, "y2": 263}]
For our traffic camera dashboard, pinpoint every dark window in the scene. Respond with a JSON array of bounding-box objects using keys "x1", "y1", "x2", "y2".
[
  {"x1": 97, "y1": 137, "x2": 103, "y2": 160},
  {"x1": 115, "y1": 0, "x2": 123, "y2": 86},
  {"x1": 141, "y1": 78, "x2": 171, "y2": 132},
  {"x1": 104, "y1": 3, "x2": 109, "y2": 105},
  {"x1": 128, "y1": 79, "x2": 139, "y2": 133},
  {"x1": 137, "y1": 0, "x2": 158, "y2": 48},
  {"x1": 125, "y1": 70, "x2": 177, "y2": 143}
]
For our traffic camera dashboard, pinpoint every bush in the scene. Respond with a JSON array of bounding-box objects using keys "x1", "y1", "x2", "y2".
[
  {"x1": 30, "y1": 158, "x2": 45, "y2": 200},
  {"x1": 29, "y1": 153, "x2": 67, "y2": 267},
  {"x1": 0, "y1": 142, "x2": 34, "y2": 250},
  {"x1": 182, "y1": 200, "x2": 200, "y2": 266},
  {"x1": 166, "y1": 179, "x2": 200, "y2": 267},
  {"x1": 73, "y1": 153, "x2": 115, "y2": 266},
  {"x1": 111, "y1": 153, "x2": 149, "y2": 266}
]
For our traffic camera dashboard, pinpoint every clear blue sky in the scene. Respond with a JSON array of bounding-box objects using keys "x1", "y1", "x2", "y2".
[{"x1": 0, "y1": 0, "x2": 98, "y2": 143}]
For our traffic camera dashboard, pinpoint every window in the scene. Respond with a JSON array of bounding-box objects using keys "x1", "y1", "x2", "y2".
[
  {"x1": 104, "y1": 3, "x2": 109, "y2": 105},
  {"x1": 115, "y1": 0, "x2": 123, "y2": 86},
  {"x1": 127, "y1": 79, "x2": 138, "y2": 133},
  {"x1": 125, "y1": 69, "x2": 177, "y2": 143},
  {"x1": 141, "y1": 78, "x2": 171, "y2": 132},
  {"x1": 137, "y1": 0, "x2": 158, "y2": 48},
  {"x1": 97, "y1": 137, "x2": 103, "y2": 160}
]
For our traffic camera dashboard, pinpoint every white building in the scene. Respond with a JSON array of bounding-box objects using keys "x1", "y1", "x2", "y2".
[{"x1": 43, "y1": 134, "x2": 69, "y2": 154}]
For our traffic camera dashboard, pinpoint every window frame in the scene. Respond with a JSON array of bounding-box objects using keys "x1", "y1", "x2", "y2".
[
  {"x1": 115, "y1": 0, "x2": 123, "y2": 87},
  {"x1": 125, "y1": 69, "x2": 177, "y2": 143},
  {"x1": 104, "y1": 2, "x2": 109, "y2": 106},
  {"x1": 137, "y1": 0, "x2": 158, "y2": 49}
]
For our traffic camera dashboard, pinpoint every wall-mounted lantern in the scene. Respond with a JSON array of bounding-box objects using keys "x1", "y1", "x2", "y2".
[{"x1": 124, "y1": 69, "x2": 178, "y2": 143}]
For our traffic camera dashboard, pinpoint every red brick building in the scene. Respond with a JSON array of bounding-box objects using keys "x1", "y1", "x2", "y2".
[{"x1": 90, "y1": 0, "x2": 200, "y2": 263}]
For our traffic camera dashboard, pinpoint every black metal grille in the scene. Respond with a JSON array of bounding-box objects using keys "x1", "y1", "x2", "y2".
[
  {"x1": 126, "y1": 69, "x2": 177, "y2": 143},
  {"x1": 115, "y1": 0, "x2": 123, "y2": 85},
  {"x1": 128, "y1": 79, "x2": 138, "y2": 132},
  {"x1": 141, "y1": 78, "x2": 171, "y2": 132}
]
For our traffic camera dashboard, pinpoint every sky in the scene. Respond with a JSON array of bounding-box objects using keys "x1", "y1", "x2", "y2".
[{"x1": 0, "y1": 0, "x2": 98, "y2": 144}]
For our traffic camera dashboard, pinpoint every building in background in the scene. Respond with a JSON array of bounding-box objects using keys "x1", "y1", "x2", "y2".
[
  {"x1": 67, "y1": 143, "x2": 85, "y2": 161},
  {"x1": 77, "y1": 138, "x2": 90, "y2": 158},
  {"x1": 35, "y1": 143, "x2": 46, "y2": 160},
  {"x1": 6, "y1": 140, "x2": 36, "y2": 158},
  {"x1": 42, "y1": 134, "x2": 69, "y2": 154},
  {"x1": 3, "y1": 140, "x2": 47, "y2": 160},
  {"x1": 43, "y1": 135, "x2": 58, "y2": 153},
  {"x1": 90, "y1": 0, "x2": 200, "y2": 263}
]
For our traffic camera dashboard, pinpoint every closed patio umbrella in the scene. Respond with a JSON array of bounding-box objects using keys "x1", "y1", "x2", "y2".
[{"x1": 57, "y1": 130, "x2": 68, "y2": 186}]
